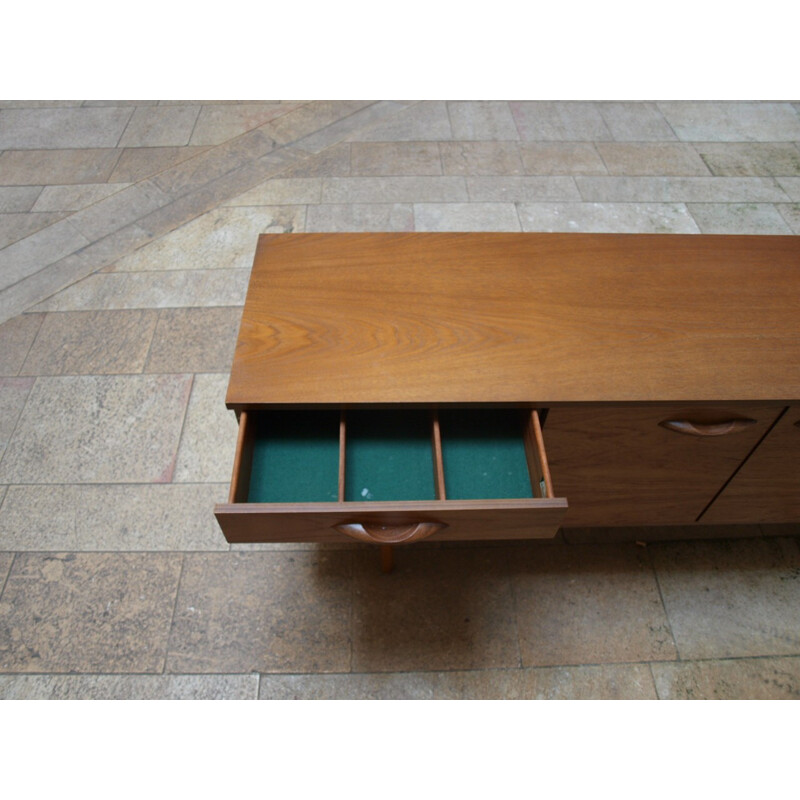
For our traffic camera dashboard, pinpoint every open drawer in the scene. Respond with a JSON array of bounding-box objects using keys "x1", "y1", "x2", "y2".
[{"x1": 214, "y1": 408, "x2": 567, "y2": 545}]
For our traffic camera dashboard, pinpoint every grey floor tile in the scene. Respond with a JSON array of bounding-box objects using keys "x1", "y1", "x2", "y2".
[
  {"x1": 658, "y1": 101, "x2": 800, "y2": 142},
  {"x1": 346, "y1": 101, "x2": 452, "y2": 141},
  {"x1": 0, "y1": 673, "x2": 259, "y2": 699},
  {"x1": 0, "y1": 213, "x2": 70, "y2": 250},
  {"x1": 0, "y1": 313, "x2": 43, "y2": 376},
  {"x1": 118, "y1": 105, "x2": 201, "y2": 148},
  {"x1": 509, "y1": 101, "x2": 613, "y2": 141},
  {"x1": 777, "y1": 203, "x2": 800, "y2": 234},
  {"x1": 651, "y1": 538, "x2": 800, "y2": 660},
  {"x1": 32, "y1": 183, "x2": 131, "y2": 212},
  {"x1": 0, "y1": 186, "x2": 43, "y2": 213},
  {"x1": 225, "y1": 178, "x2": 322, "y2": 206},
  {"x1": 189, "y1": 103, "x2": 299, "y2": 146},
  {"x1": 511, "y1": 543, "x2": 678, "y2": 667},
  {"x1": 466, "y1": 176, "x2": 580, "y2": 202},
  {"x1": 414, "y1": 202, "x2": 521, "y2": 231},
  {"x1": 263, "y1": 101, "x2": 375, "y2": 149},
  {"x1": 0, "y1": 374, "x2": 192, "y2": 484},
  {"x1": 575, "y1": 176, "x2": 791, "y2": 203},
  {"x1": 0, "y1": 552, "x2": 182, "y2": 673},
  {"x1": 0, "y1": 483, "x2": 229, "y2": 551},
  {"x1": 278, "y1": 142, "x2": 351, "y2": 178},
  {"x1": 0, "y1": 149, "x2": 121, "y2": 186},
  {"x1": 173, "y1": 373, "x2": 238, "y2": 483},
  {"x1": 597, "y1": 102, "x2": 677, "y2": 141},
  {"x1": 447, "y1": 101, "x2": 519, "y2": 140},
  {"x1": 518, "y1": 142, "x2": 607, "y2": 175},
  {"x1": 349, "y1": 142, "x2": 442, "y2": 176},
  {"x1": 595, "y1": 143, "x2": 710, "y2": 176},
  {"x1": 258, "y1": 663, "x2": 657, "y2": 699},
  {"x1": 776, "y1": 177, "x2": 800, "y2": 200},
  {"x1": 305, "y1": 203, "x2": 413, "y2": 232},
  {"x1": 0, "y1": 551, "x2": 12, "y2": 590},
  {"x1": 145, "y1": 306, "x2": 240, "y2": 373},
  {"x1": 696, "y1": 142, "x2": 800, "y2": 177},
  {"x1": 0, "y1": 107, "x2": 134, "y2": 149},
  {"x1": 19, "y1": 309, "x2": 158, "y2": 375},
  {"x1": 351, "y1": 548, "x2": 520, "y2": 673},
  {"x1": 687, "y1": 203, "x2": 792, "y2": 234},
  {"x1": 440, "y1": 141, "x2": 523, "y2": 176},
  {"x1": 518, "y1": 201, "x2": 700, "y2": 233},
  {"x1": 0, "y1": 377, "x2": 35, "y2": 463},
  {"x1": 321, "y1": 176, "x2": 468, "y2": 204},
  {"x1": 108, "y1": 146, "x2": 212, "y2": 183},
  {"x1": 651, "y1": 656, "x2": 800, "y2": 699},
  {"x1": 166, "y1": 551, "x2": 352, "y2": 673}
]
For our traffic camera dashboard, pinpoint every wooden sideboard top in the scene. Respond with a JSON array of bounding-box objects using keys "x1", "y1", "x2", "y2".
[{"x1": 227, "y1": 232, "x2": 800, "y2": 407}]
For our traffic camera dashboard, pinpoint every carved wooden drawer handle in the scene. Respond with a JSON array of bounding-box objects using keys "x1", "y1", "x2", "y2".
[
  {"x1": 659, "y1": 419, "x2": 756, "y2": 437},
  {"x1": 333, "y1": 522, "x2": 446, "y2": 544}
]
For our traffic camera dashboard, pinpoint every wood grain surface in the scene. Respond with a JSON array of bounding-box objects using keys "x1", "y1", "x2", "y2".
[{"x1": 226, "y1": 233, "x2": 800, "y2": 407}]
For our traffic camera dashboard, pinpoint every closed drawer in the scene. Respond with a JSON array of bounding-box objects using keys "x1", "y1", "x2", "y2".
[{"x1": 214, "y1": 408, "x2": 567, "y2": 544}]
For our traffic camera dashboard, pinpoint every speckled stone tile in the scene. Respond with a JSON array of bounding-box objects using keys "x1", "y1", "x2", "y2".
[
  {"x1": 686, "y1": 203, "x2": 792, "y2": 234},
  {"x1": 0, "y1": 673, "x2": 259, "y2": 699},
  {"x1": 0, "y1": 107, "x2": 134, "y2": 149},
  {"x1": 0, "y1": 212, "x2": 69, "y2": 249},
  {"x1": 305, "y1": 203, "x2": 414, "y2": 232},
  {"x1": 413, "y1": 202, "x2": 520, "y2": 231},
  {"x1": 0, "y1": 552, "x2": 182, "y2": 673},
  {"x1": 696, "y1": 143, "x2": 800, "y2": 177},
  {"x1": 346, "y1": 101, "x2": 452, "y2": 142},
  {"x1": 518, "y1": 143, "x2": 607, "y2": 175},
  {"x1": 0, "y1": 374, "x2": 192, "y2": 484},
  {"x1": 189, "y1": 103, "x2": 301, "y2": 146},
  {"x1": 777, "y1": 204, "x2": 800, "y2": 234},
  {"x1": 509, "y1": 102, "x2": 613, "y2": 141},
  {"x1": 106, "y1": 205, "x2": 302, "y2": 273},
  {"x1": 166, "y1": 551, "x2": 352, "y2": 673},
  {"x1": 0, "y1": 551, "x2": 13, "y2": 590},
  {"x1": 657, "y1": 101, "x2": 800, "y2": 142},
  {"x1": 321, "y1": 176, "x2": 467, "y2": 204},
  {"x1": 575, "y1": 176, "x2": 790, "y2": 203},
  {"x1": 145, "y1": 307, "x2": 240, "y2": 374},
  {"x1": 518, "y1": 202, "x2": 700, "y2": 233},
  {"x1": 225, "y1": 178, "x2": 322, "y2": 206},
  {"x1": 466, "y1": 176, "x2": 580, "y2": 202},
  {"x1": 511, "y1": 543, "x2": 677, "y2": 667},
  {"x1": 597, "y1": 102, "x2": 677, "y2": 141},
  {"x1": 0, "y1": 483, "x2": 229, "y2": 551},
  {"x1": 172, "y1": 373, "x2": 237, "y2": 483},
  {"x1": 118, "y1": 105, "x2": 201, "y2": 147},
  {"x1": 651, "y1": 656, "x2": 800, "y2": 699},
  {"x1": 774, "y1": 177, "x2": 800, "y2": 201},
  {"x1": 258, "y1": 663, "x2": 657, "y2": 699},
  {"x1": 31, "y1": 183, "x2": 131, "y2": 212},
  {"x1": 19, "y1": 310, "x2": 158, "y2": 375},
  {"x1": 440, "y1": 142, "x2": 523, "y2": 176},
  {"x1": 108, "y1": 146, "x2": 212, "y2": 183},
  {"x1": 0, "y1": 187, "x2": 43, "y2": 213},
  {"x1": 348, "y1": 142, "x2": 441, "y2": 176},
  {"x1": 0, "y1": 377, "x2": 35, "y2": 463},
  {"x1": 595, "y1": 143, "x2": 710, "y2": 176},
  {"x1": 351, "y1": 548, "x2": 520, "y2": 673},
  {"x1": 278, "y1": 142, "x2": 351, "y2": 178},
  {"x1": 0, "y1": 149, "x2": 121, "y2": 185},
  {"x1": 446, "y1": 101, "x2": 519, "y2": 140},
  {"x1": 650, "y1": 538, "x2": 800, "y2": 660},
  {"x1": 0, "y1": 313, "x2": 43, "y2": 375}
]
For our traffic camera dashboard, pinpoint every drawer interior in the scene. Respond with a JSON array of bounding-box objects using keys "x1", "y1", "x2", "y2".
[{"x1": 231, "y1": 407, "x2": 554, "y2": 504}]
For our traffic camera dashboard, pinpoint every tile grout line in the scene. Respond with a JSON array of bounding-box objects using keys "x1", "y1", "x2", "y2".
[
  {"x1": 166, "y1": 373, "x2": 196, "y2": 486},
  {"x1": 161, "y1": 552, "x2": 187, "y2": 676},
  {"x1": 648, "y1": 548, "x2": 682, "y2": 662},
  {"x1": 113, "y1": 107, "x2": 137, "y2": 149},
  {"x1": 185, "y1": 105, "x2": 203, "y2": 147},
  {"x1": 0, "y1": 552, "x2": 15, "y2": 601},
  {"x1": 12, "y1": 311, "x2": 45, "y2": 377},
  {"x1": 504, "y1": 547, "x2": 524, "y2": 670},
  {"x1": 139, "y1": 308, "x2": 164, "y2": 374},
  {"x1": 0, "y1": 375, "x2": 37, "y2": 477},
  {"x1": 647, "y1": 662, "x2": 663, "y2": 699}
]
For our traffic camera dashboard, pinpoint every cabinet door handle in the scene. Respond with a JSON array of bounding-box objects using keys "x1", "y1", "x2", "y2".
[
  {"x1": 333, "y1": 521, "x2": 446, "y2": 544},
  {"x1": 659, "y1": 418, "x2": 756, "y2": 437}
]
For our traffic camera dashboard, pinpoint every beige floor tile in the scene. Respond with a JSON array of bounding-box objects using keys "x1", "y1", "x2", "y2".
[
  {"x1": 0, "y1": 483, "x2": 229, "y2": 551},
  {"x1": 351, "y1": 548, "x2": 520, "y2": 673},
  {"x1": 651, "y1": 656, "x2": 800, "y2": 699},
  {"x1": 0, "y1": 107, "x2": 134, "y2": 149},
  {"x1": 414, "y1": 202, "x2": 520, "y2": 231},
  {"x1": 346, "y1": 101, "x2": 452, "y2": 142},
  {"x1": 0, "y1": 551, "x2": 12, "y2": 588},
  {"x1": 0, "y1": 552, "x2": 182, "y2": 672},
  {"x1": 0, "y1": 186, "x2": 43, "y2": 212},
  {"x1": 466, "y1": 176, "x2": 581, "y2": 202},
  {"x1": 166, "y1": 551, "x2": 352, "y2": 673},
  {"x1": 0, "y1": 374, "x2": 192, "y2": 484},
  {"x1": 0, "y1": 213, "x2": 66, "y2": 250},
  {"x1": 262, "y1": 101, "x2": 372, "y2": 146},
  {"x1": 651, "y1": 538, "x2": 800, "y2": 659},
  {"x1": 518, "y1": 201, "x2": 700, "y2": 233},
  {"x1": 349, "y1": 141, "x2": 442, "y2": 176},
  {"x1": 687, "y1": 203, "x2": 792, "y2": 234},
  {"x1": 0, "y1": 149, "x2": 121, "y2": 186},
  {"x1": 596, "y1": 143, "x2": 710, "y2": 176},
  {"x1": 511, "y1": 543, "x2": 678, "y2": 667},
  {"x1": 447, "y1": 101, "x2": 519, "y2": 140},
  {"x1": 440, "y1": 141, "x2": 523, "y2": 176},
  {"x1": 108, "y1": 146, "x2": 212, "y2": 183},
  {"x1": 696, "y1": 143, "x2": 800, "y2": 177},
  {"x1": 519, "y1": 143, "x2": 607, "y2": 175},
  {"x1": 32, "y1": 183, "x2": 131, "y2": 212},
  {"x1": 19, "y1": 309, "x2": 158, "y2": 375},
  {"x1": 0, "y1": 377, "x2": 35, "y2": 463},
  {"x1": 145, "y1": 306, "x2": 240, "y2": 373},
  {"x1": 658, "y1": 101, "x2": 800, "y2": 142},
  {"x1": 279, "y1": 142, "x2": 351, "y2": 178},
  {"x1": 775, "y1": 177, "x2": 800, "y2": 201},
  {"x1": 321, "y1": 176, "x2": 468, "y2": 203},
  {"x1": 189, "y1": 103, "x2": 300, "y2": 146},
  {"x1": 118, "y1": 106, "x2": 200, "y2": 148},
  {"x1": 777, "y1": 203, "x2": 800, "y2": 234},
  {"x1": 0, "y1": 673, "x2": 258, "y2": 699},
  {"x1": 225, "y1": 178, "x2": 322, "y2": 206},
  {"x1": 509, "y1": 101, "x2": 612, "y2": 141},
  {"x1": 173, "y1": 373, "x2": 238, "y2": 483},
  {"x1": 258, "y1": 662, "x2": 657, "y2": 699},
  {"x1": 305, "y1": 203, "x2": 413, "y2": 232},
  {"x1": 0, "y1": 314, "x2": 43, "y2": 376},
  {"x1": 597, "y1": 102, "x2": 677, "y2": 141},
  {"x1": 575, "y1": 176, "x2": 790, "y2": 203}
]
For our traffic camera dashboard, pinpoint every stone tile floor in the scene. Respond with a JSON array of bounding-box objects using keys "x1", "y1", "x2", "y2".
[{"x1": 1, "y1": 100, "x2": 799, "y2": 699}]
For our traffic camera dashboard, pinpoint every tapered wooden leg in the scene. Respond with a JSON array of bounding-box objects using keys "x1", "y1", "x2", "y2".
[{"x1": 380, "y1": 545, "x2": 394, "y2": 574}]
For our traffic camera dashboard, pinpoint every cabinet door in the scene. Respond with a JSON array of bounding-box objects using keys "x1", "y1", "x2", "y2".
[
  {"x1": 544, "y1": 403, "x2": 784, "y2": 526},
  {"x1": 701, "y1": 406, "x2": 800, "y2": 524}
]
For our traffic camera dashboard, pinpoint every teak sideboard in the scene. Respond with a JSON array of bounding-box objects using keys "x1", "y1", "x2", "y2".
[{"x1": 214, "y1": 233, "x2": 800, "y2": 561}]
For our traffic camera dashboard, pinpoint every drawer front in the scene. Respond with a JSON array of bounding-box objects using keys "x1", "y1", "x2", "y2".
[
  {"x1": 215, "y1": 406, "x2": 567, "y2": 544},
  {"x1": 544, "y1": 402, "x2": 785, "y2": 527}
]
